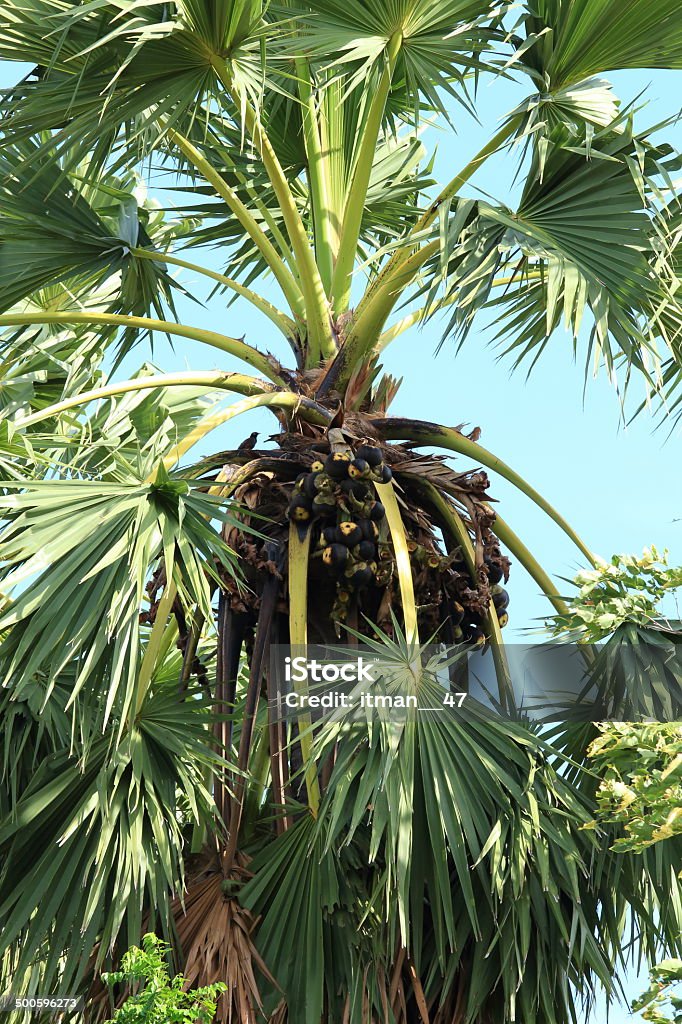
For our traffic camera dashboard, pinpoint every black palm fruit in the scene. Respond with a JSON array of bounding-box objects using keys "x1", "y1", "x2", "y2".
[
  {"x1": 323, "y1": 544, "x2": 349, "y2": 571},
  {"x1": 348, "y1": 458, "x2": 371, "y2": 480},
  {"x1": 450, "y1": 601, "x2": 465, "y2": 626},
  {"x1": 368, "y1": 501, "x2": 385, "y2": 522},
  {"x1": 484, "y1": 555, "x2": 504, "y2": 584},
  {"x1": 356, "y1": 540, "x2": 376, "y2": 561},
  {"x1": 347, "y1": 562, "x2": 374, "y2": 589},
  {"x1": 337, "y1": 521, "x2": 363, "y2": 547},
  {"x1": 303, "y1": 473, "x2": 320, "y2": 498},
  {"x1": 377, "y1": 464, "x2": 393, "y2": 483},
  {"x1": 360, "y1": 520, "x2": 380, "y2": 541},
  {"x1": 497, "y1": 611, "x2": 509, "y2": 629},
  {"x1": 464, "y1": 623, "x2": 486, "y2": 647},
  {"x1": 355, "y1": 445, "x2": 383, "y2": 467},
  {"x1": 288, "y1": 494, "x2": 313, "y2": 523},
  {"x1": 321, "y1": 525, "x2": 338, "y2": 547},
  {"x1": 491, "y1": 585, "x2": 509, "y2": 612},
  {"x1": 325, "y1": 452, "x2": 351, "y2": 480},
  {"x1": 310, "y1": 459, "x2": 325, "y2": 473}
]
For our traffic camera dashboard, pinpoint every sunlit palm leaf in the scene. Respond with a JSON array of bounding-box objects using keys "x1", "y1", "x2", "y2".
[{"x1": 0, "y1": 465, "x2": 241, "y2": 725}]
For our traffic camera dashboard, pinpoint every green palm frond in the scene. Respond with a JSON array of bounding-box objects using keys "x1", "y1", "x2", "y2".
[
  {"x1": 288, "y1": 0, "x2": 508, "y2": 118},
  {"x1": 516, "y1": 0, "x2": 682, "y2": 91},
  {"x1": 425, "y1": 121, "x2": 682, "y2": 395},
  {"x1": 0, "y1": 138, "x2": 194, "y2": 337},
  {"x1": 0, "y1": 682, "x2": 222, "y2": 993},
  {"x1": 0, "y1": 464, "x2": 241, "y2": 724}
]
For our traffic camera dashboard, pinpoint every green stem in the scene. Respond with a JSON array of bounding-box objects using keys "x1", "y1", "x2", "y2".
[
  {"x1": 18, "y1": 371, "x2": 272, "y2": 429},
  {"x1": 340, "y1": 240, "x2": 439, "y2": 382},
  {"x1": 219, "y1": 70, "x2": 336, "y2": 363},
  {"x1": 412, "y1": 477, "x2": 512, "y2": 708},
  {"x1": 162, "y1": 391, "x2": 331, "y2": 470},
  {"x1": 0, "y1": 312, "x2": 286, "y2": 384},
  {"x1": 131, "y1": 247, "x2": 298, "y2": 344},
  {"x1": 411, "y1": 116, "x2": 522, "y2": 238},
  {"x1": 288, "y1": 522, "x2": 321, "y2": 816},
  {"x1": 331, "y1": 32, "x2": 402, "y2": 314},
  {"x1": 345, "y1": 115, "x2": 522, "y2": 375},
  {"x1": 375, "y1": 479, "x2": 419, "y2": 646},
  {"x1": 169, "y1": 128, "x2": 305, "y2": 320},
  {"x1": 374, "y1": 418, "x2": 597, "y2": 566},
  {"x1": 491, "y1": 514, "x2": 570, "y2": 617},
  {"x1": 296, "y1": 58, "x2": 335, "y2": 296}
]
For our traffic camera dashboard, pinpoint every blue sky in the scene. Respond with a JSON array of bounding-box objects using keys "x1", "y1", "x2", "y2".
[{"x1": 1, "y1": 52, "x2": 681, "y2": 1023}]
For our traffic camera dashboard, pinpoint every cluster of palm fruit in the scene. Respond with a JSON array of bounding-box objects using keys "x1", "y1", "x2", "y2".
[{"x1": 286, "y1": 445, "x2": 393, "y2": 618}]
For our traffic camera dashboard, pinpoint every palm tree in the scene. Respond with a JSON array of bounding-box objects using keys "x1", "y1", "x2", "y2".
[{"x1": 1, "y1": 2, "x2": 682, "y2": 1022}]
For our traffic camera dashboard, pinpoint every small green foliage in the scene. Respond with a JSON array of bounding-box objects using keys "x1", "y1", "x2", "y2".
[
  {"x1": 588, "y1": 723, "x2": 682, "y2": 851},
  {"x1": 633, "y1": 959, "x2": 682, "y2": 1023},
  {"x1": 550, "y1": 547, "x2": 682, "y2": 641},
  {"x1": 102, "y1": 934, "x2": 226, "y2": 1024}
]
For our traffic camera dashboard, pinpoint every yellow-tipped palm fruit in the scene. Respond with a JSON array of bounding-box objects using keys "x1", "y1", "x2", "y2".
[
  {"x1": 337, "y1": 521, "x2": 363, "y2": 546},
  {"x1": 325, "y1": 452, "x2": 351, "y2": 480},
  {"x1": 287, "y1": 494, "x2": 312, "y2": 522},
  {"x1": 323, "y1": 544, "x2": 349, "y2": 570},
  {"x1": 348, "y1": 458, "x2": 371, "y2": 480}
]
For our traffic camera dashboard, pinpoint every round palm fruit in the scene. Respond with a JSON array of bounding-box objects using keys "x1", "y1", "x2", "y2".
[
  {"x1": 303, "y1": 473, "x2": 320, "y2": 498},
  {"x1": 368, "y1": 501, "x2": 385, "y2": 522},
  {"x1": 337, "y1": 521, "x2": 363, "y2": 547},
  {"x1": 340, "y1": 478, "x2": 369, "y2": 499},
  {"x1": 360, "y1": 520, "x2": 380, "y2": 541},
  {"x1": 325, "y1": 452, "x2": 351, "y2": 480},
  {"x1": 321, "y1": 525, "x2": 338, "y2": 547},
  {"x1": 356, "y1": 445, "x2": 383, "y2": 467},
  {"x1": 348, "y1": 458, "x2": 371, "y2": 480},
  {"x1": 357, "y1": 540, "x2": 376, "y2": 561},
  {"x1": 484, "y1": 555, "x2": 504, "y2": 584},
  {"x1": 491, "y1": 585, "x2": 509, "y2": 612},
  {"x1": 323, "y1": 544, "x2": 349, "y2": 570},
  {"x1": 465, "y1": 625, "x2": 486, "y2": 648},
  {"x1": 310, "y1": 459, "x2": 325, "y2": 473},
  {"x1": 347, "y1": 562, "x2": 373, "y2": 589},
  {"x1": 294, "y1": 472, "x2": 308, "y2": 489},
  {"x1": 450, "y1": 601, "x2": 465, "y2": 626},
  {"x1": 497, "y1": 612, "x2": 509, "y2": 629},
  {"x1": 377, "y1": 464, "x2": 393, "y2": 484},
  {"x1": 337, "y1": 589, "x2": 351, "y2": 605},
  {"x1": 288, "y1": 494, "x2": 312, "y2": 523},
  {"x1": 427, "y1": 554, "x2": 441, "y2": 569},
  {"x1": 378, "y1": 545, "x2": 393, "y2": 562}
]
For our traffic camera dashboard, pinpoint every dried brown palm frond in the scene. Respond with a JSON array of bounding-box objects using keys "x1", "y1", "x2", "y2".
[{"x1": 172, "y1": 856, "x2": 278, "y2": 1024}]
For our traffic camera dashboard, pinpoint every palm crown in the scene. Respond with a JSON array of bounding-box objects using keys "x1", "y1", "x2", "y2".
[{"x1": 1, "y1": 2, "x2": 682, "y2": 1023}]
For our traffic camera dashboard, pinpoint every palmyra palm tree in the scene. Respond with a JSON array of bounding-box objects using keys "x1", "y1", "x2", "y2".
[{"x1": 1, "y1": 2, "x2": 682, "y2": 1022}]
